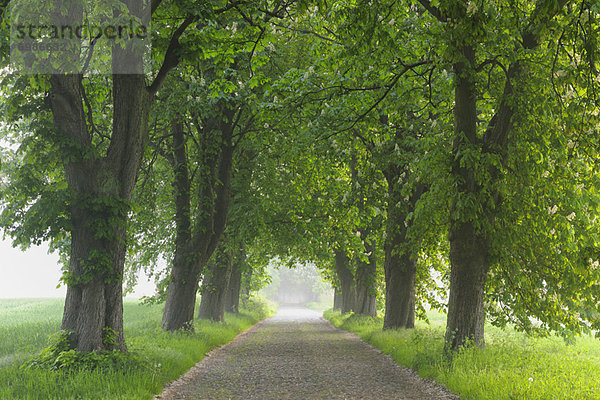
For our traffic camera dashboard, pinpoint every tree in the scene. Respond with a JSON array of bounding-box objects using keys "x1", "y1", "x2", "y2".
[
  {"x1": 0, "y1": 0, "x2": 254, "y2": 351},
  {"x1": 414, "y1": 0, "x2": 600, "y2": 349}
]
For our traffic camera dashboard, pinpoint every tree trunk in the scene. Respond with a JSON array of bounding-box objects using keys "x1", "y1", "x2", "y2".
[
  {"x1": 334, "y1": 249, "x2": 355, "y2": 313},
  {"x1": 381, "y1": 166, "x2": 423, "y2": 330},
  {"x1": 225, "y1": 253, "x2": 243, "y2": 313},
  {"x1": 445, "y1": 45, "x2": 490, "y2": 350},
  {"x1": 161, "y1": 259, "x2": 200, "y2": 330},
  {"x1": 162, "y1": 105, "x2": 236, "y2": 330},
  {"x1": 198, "y1": 244, "x2": 233, "y2": 322},
  {"x1": 50, "y1": 61, "x2": 149, "y2": 351},
  {"x1": 354, "y1": 241, "x2": 377, "y2": 317},
  {"x1": 161, "y1": 120, "x2": 201, "y2": 331},
  {"x1": 61, "y1": 216, "x2": 128, "y2": 352},
  {"x1": 241, "y1": 265, "x2": 253, "y2": 304},
  {"x1": 383, "y1": 250, "x2": 416, "y2": 329},
  {"x1": 445, "y1": 221, "x2": 489, "y2": 349},
  {"x1": 333, "y1": 287, "x2": 343, "y2": 311},
  {"x1": 382, "y1": 211, "x2": 416, "y2": 329}
]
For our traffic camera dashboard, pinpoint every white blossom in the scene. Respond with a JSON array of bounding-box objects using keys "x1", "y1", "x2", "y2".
[
  {"x1": 467, "y1": 1, "x2": 478, "y2": 15},
  {"x1": 566, "y1": 212, "x2": 576, "y2": 221}
]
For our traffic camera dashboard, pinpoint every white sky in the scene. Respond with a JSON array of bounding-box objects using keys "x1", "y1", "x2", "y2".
[{"x1": 0, "y1": 238, "x2": 157, "y2": 299}]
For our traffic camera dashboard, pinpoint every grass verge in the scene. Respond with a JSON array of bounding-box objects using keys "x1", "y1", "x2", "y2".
[
  {"x1": 324, "y1": 309, "x2": 600, "y2": 400},
  {"x1": 304, "y1": 300, "x2": 334, "y2": 312},
  {"x1": 0, "y1": 298, "x2": 272, "y2": 400}
]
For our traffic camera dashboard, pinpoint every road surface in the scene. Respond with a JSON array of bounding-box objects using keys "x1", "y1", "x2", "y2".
[{"x1": 156, "y1": 306, "x2": 458, "y2": 400}]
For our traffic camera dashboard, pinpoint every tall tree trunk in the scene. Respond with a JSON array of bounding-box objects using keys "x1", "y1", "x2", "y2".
[
  {"x1": 198, "y1": 244, "x2": 233, "y2": 322},
  {"x1": 225, "y1": 251, "x2": 243, "y2": 313},
  {"x1": 354, "y1": 241, "x2": 377, "y2": 317},
  {"x1": 162, "y1": 106, "x2": 236, "y2": 330},
  {"x1": 334, "y1": 249, "x2": 355, "y2": 313},
  {"x1": 445, "y1": 45, "x2": 490, "y2": 350},
  {"x1": 348, "y1": 150, "x2": 377, "y2": 317},
  {"x1": 382, "y1": 169, "x2": 417, "y2": 329},
  {"x1": 383, "y1": 250, "x2": 416, "y2": 329},
  {"x1": 382, "y1": 215, "x2": 416, "y2": 330},
  {"x1": 50, "y1": 59, "x2": 149, "y2": 351},
  {"x1": 240, "y1": 264, "x2": 253, "y2": 304},
  {"x1": 162, "y1": 121, "x2": 200, "y2": 330}
]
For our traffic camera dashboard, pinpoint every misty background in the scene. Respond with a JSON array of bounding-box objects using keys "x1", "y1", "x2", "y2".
[
  {"x1": 1, "y1": 238, "x2": 333, "y2": 305},
  {"x1": 0, "y1": 238, "x2": 156, "y2": 298}
]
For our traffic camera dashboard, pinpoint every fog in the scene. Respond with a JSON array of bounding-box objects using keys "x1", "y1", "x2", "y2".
[
  {"x1": 0, "y1": 238, "x2": 156, "y2": 299},
  {"x1": 261, "y1": 262, "x2": 333, "y2": 306}
]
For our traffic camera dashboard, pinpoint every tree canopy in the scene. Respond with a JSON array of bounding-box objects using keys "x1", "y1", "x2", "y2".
[{"x1": 1, "y1": 0, "x2": 600, "y2": 352}]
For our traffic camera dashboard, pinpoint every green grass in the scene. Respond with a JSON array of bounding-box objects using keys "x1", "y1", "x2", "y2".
[
  {"x1": 324, "y1": 309, "x2": 600, "y2": 400},
  {"x1": 0, "y1": 297, "x2": 272, "y2": 400}
]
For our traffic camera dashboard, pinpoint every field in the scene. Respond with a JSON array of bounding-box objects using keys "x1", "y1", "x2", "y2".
[
  {"x1": 0, "y1": 298, "x2": 272, "y2": 400},
  {"x1": 325, "y1": 310, "x2": 600, "y2": 400}
]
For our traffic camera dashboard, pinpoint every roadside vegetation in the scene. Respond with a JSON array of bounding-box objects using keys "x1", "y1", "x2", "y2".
[
  {"x1": 0, "y1": 298, "x2": 272, "y2": 400},
  {"x1": 325, "y1": 310, "x2": 600, "y2": 400}
]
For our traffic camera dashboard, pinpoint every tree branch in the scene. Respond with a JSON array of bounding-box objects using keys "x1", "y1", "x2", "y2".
[
  {"x1": 270, "y1": 21, "x2": 343, "y2": 45},
  {"x1": 342, "y1": 61, "x2": 431, "y2": 133},
  {"x1": 415, "y1": 0, "x2": 446, "y2": 22},
  {"x1": 147, "y1": 16, "x2": 195, "y2": 95},
  {"x1": 151, "y1": 0, "x2": 162, "y2": 15}
]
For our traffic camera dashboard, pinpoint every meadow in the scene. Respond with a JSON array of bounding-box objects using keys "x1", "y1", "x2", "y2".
[
  {"x1": 325, "y1": 310, "x2": 600, "y2": 400},
  {"x1": 0, "y1": 298, "x2": 272, "y2": 400}
]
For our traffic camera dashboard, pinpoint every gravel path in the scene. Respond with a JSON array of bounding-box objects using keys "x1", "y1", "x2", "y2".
[{"x1": 155, "y1": 306, "x2": 459, "y2": 400}]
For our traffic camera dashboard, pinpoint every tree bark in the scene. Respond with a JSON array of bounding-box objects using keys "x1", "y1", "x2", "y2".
[
  {"x1": 333, "y1": 287, "x2": 343, "y2": 311},
  {"x1": 225, "y1": 250, "x2": 244, "y2": 313},
  {"x1": 198, "y1": 243, "x2": 233, "y2": 322},
  {"x1": 382, "y1": 168, "x2": 419, "y2": 330},
  {"x1": 445, "y1": 221, "x2": 489, "y2": 349},
  {"x1": 38, "y1": 0, "x2": 187, "y2": 351},
  {"x1": 162, "y1": 104, "x2": 236, "y2": 330},
  {"x1": 161, "y1": 121, "x2": 200, "y2": 330},
  {"x1": 382, "y1": 197, "x2": 416, "y2": 330},
  {"x1": 240, "y1": 264, "x2": 253, "y2": 304},
  {"x1": 444, "y1": 44, "x2": 490, "y2": 350},
  {"x1": 334, "y1": 249, "x2": 355, "y2": 313},
  {"x1": 50, "y1": 61, "x2": 149, "y2": 351},
  {"x1": 354, "y1": 240, "x2": 377, "y2": 317}
]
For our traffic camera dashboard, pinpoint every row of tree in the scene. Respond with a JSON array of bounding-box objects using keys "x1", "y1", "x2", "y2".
[{"x1": 1, "y1": 0, "x2": 600, "y2": 354}]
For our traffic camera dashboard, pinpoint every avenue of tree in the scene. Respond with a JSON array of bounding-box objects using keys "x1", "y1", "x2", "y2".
[{"x1": 1, "y1": 0, "x2": 600, "y2": 354}]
